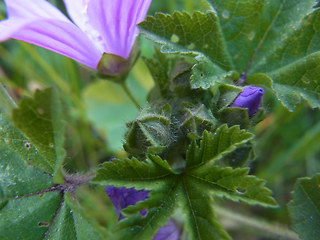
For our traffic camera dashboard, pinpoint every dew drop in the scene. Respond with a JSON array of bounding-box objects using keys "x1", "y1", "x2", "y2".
[
  {"x1": 235, "y1": 187, "x2": 246, "y2": 194},
  {"x1": 248, "y1": 31, "x2": 256, "y2": 41},
  {"x1": 222, "y1": 10, "x2": 230, "y2": 19},
  {"x1": 302, "y1": 77, "x2": 310, "y2": 84},
  {"x1": 170, "y1": 34, "x2": 180, "y2": 43},
  {"x1": 187, "y1": 43, "x2": 195, "y2": 50},
  {"x1": 37, "y1": 108, "x2": 44, "y2": 115}
]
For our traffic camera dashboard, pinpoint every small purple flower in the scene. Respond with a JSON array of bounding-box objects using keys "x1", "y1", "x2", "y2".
[
  {"x1": 0, "y1": 0, "x2": 152, "y2": 69},
  {"x1": 106, "y1": 186, "x2": 180, "y2": 240},
  {"x1": 231, "y1": 86, "x2": 264, "y2": 117},
  {"x1": 105, "y1": 186, "x2": 149, "y2": 220},
  {"x1": 153, "y1": 220, "x2": 181, "y2": 240}
]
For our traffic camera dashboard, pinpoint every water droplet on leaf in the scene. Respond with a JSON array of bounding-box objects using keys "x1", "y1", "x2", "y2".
[
  {"x1": 37, "y1": 108, "x2": 44, "y2": 115},
  {"x1": 187, "y1": 43, "x2": 195, "y2": 50},
  {"x1": 248, "y1": 31, "x2": 256, "y2": 41},
  {"x1": 222, "y1": 10, "x2": 230, "y2": 19},
  {"x1": 170, "y1": 34, "x2": 180, "y2": 43}
]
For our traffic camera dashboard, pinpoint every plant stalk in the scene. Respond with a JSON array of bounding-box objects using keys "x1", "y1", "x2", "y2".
[
  {"x1": 120, "y1": 82, "x2": 141, "y2": 109},
  {"x1": 215, "y1": 206, "x2": 301, "y2": 240}
]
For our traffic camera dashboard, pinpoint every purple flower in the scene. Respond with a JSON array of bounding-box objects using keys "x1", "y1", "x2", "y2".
[
  {"x1": 106, "y1": 186, "x2": 180, "y2": 240},
  {"x1": 231, "y1": 86, "x2": 264, "y2": 117},
  {"x1": 0, "y1": 0, "x2": 152, "y2": 69},
  {"x1": 153, "y1": 220, "x2": 181, "y2": 240},
  {"x1": 105, "y1": 186, "x2": 149, "y2": 220}
]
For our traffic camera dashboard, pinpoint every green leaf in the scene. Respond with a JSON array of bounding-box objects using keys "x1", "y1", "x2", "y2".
[
  {"x1": 0, "y1": 92, "x2": 53, "y2": 174},
  {"x1": 45, "y1": 193, "x2": 109, "y2": 240},
  {"x1": 206, "y1": 0, "x2": 265, "y2": 72},
  {"x1": 188, "y1": 167, "x2": 278, "y2": 207},
  {"x1": 288, "y1": 174, "x2": 320, "y2": 240},
  {"x1": 210, "y1": 0, "x2": 320, "y2": 110},
  {"x1": 180, "y1": 176, "x2": 231, "y2": 240},
  {"x1": 0, "y1": 142, "x2": 109, "y2": 240},
  {"x1": 142, "y1": 1, "x2": 320, "y2": 110},
  {"x1": 186, "y1": 125, "x2": 253, "y2": 169},
  {"x1": 0, "y1": 140, "x2": 61, "y2": 240},
  {"x1": 0, "y1": 92, "x2": 108, "y2": 239},
  {"x1": 92, "y1": 156, "x2": 174, "y2": 189},
  {"x1": 11, "y1": 88, "x2": 66, "y2": 178},
  {"x1": 140, "y1": 11, "x2": 233, "y2": 70},
  {"x1": 139, "y1": 11, "x2": 236, "y2": 89},
  {"x1": 268, "y1": 53, "x2": 320, "y2": 111},
  {"x1": 95, "y1": 125, "x2": 276, "y2": 240}
]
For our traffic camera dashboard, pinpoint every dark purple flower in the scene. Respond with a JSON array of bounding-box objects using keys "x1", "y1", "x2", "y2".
[
  {"x1": 231, "y1": 86, "x2": 264, "y2": 117},
  {"x1": 153, "y1": 220, "x2": 180, "y2": 240},
  {"x1": 105, "y1": 186, "x2": 180, "y2": 240},
  {"x1": 105, "y1": 186, "x2": 149, "y2": 220},
  {"x1": 0, "y1": 0, "x2": 152, "y2": 69}
]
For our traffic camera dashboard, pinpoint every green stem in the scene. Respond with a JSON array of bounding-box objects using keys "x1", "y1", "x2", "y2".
[
  {"x1": 0, "y1": 81, "x2": 17, "y2": 108},
  {"x1": 120, "y1": 82, "x2": 141, "y2": 109},
  {"x1": 215, "y1": 206, "x2": 301, "y2": 240}
]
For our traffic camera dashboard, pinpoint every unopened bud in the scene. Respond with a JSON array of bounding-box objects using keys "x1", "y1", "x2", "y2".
[
  {"x1": 124, "y1": 105, "x2": 172, "y2": 156},
  {"x1": 231, "y1": 87, "x2": 264, "y2": 117}
]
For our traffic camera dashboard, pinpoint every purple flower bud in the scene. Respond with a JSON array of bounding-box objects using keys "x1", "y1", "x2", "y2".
[
  {"x1": 231, "y1": 86, "x2": 264, "y2": 117},
  {"x1": 105, "y1": 186, "x2": 149, "y2": 220}
]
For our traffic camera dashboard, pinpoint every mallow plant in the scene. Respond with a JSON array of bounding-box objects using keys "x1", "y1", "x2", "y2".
[{"x1": 0, "y1": 0, "x2": 319, "y2": 239}]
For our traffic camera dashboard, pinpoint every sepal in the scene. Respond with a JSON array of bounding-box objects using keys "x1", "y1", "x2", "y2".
[
  {"x1": 124, "y1": 105, "x2": 173, "y2": 157},
  {"x1": 97, "y1": 41, "x2": 140, "y2": 81}
]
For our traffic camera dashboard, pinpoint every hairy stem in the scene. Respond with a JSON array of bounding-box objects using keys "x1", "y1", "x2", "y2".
[
  {"x1": 215, "y1": 206, "x2": 301, "y2": 240},
  {"x1": 120, "y1": 82, "x2": 141, "y2": 109}
]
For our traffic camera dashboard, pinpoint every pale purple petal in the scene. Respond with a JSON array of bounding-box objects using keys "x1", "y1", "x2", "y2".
[
  {"x1": 0, "y1": 0, "x2": 102, "y2": 69},
  {"x1": 4, "y1": 0, "x2": 68, "y2": 20},
  {"x1": 231, "y1": 87, "x2": 265, "y2": 117},
  {"x1": 105, "y1": 186, "x2": 149, "y2": 220},
  {"x1": 10, "y1": 19, "x2": 102, "y2": 69},
  {"x1": 86, "y1": 0, "x2": 152, "y2": 59},
  {"x1": 63, "y1": 0, "x2": 88, "y2": 30},
  {"x1": 153, "y1": 220, "x2": 180, "y2": 240}
]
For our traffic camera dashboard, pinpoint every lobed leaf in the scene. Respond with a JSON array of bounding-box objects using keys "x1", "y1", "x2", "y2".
[
  {"x1": 140, "y1": 11, "x2": 233, "y2": 70},
  {"x1": 0, "y1": 142, "x2": 109, "y2": 240},
  {"x1": 180, "y1": 176, "x2": 231, "y2": 240},
  {"x1": 45, "y1": 193, "x2": 109, "y2": 240},
  {"x1": 139, "y1": 11, "x2": 236, "y2": 89},
  {"x1": 188, "y1": 166, "x2": 278, "y2": 207},
  {"x1": 288, "y1": 174, "x2": 320, "y2": 240},
  {"x1": 92, "y1": 156, "x2": 174, "y2": 189},
  {"x1": 0, "y1": 142, "x2": 60, "y2": 240},
  {"x1": 186, "y1": 125, "x2": 253, "y2": 169},
  {"x1": 143, "y1": 0, "x2": 320, "y2": 110}
]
